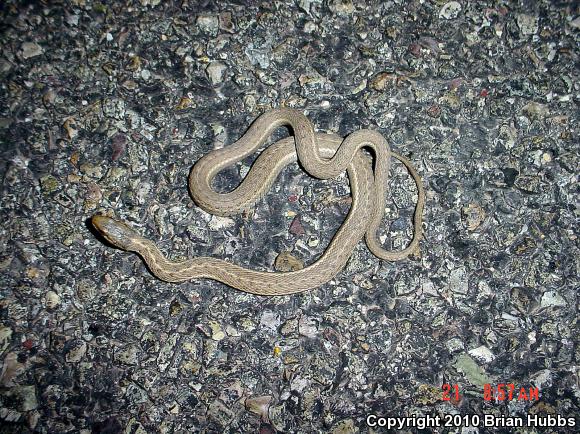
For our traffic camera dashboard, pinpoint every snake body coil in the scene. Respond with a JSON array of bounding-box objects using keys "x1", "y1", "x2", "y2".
[{"x1": 92, "y1": 108, "x2": 425, "y2": 296}]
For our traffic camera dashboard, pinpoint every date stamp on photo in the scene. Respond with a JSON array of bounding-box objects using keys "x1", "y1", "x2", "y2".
[
  {"x1": 366, "y1": 383, "x2": 576, "y2": 430},
  {"x1": 442, "y1": 383, "x2": 540, "y2": 402}
]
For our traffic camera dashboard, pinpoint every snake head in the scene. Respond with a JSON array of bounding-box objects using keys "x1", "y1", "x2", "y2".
[{"x1": 91, "y1": 215, "x2": 141, "y2": 251}]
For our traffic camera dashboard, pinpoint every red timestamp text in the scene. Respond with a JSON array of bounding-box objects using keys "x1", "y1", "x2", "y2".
[
  {"x1": 442, "y1": 384, "x2": 540, "y2": 402},
  {"x1": 483, "y1": 383, "x2": 539, "y2": 401}
]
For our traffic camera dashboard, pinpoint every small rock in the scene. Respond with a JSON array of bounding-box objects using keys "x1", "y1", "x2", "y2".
[
  {"x1": 157, "y1": 334, "x2": 179, "y2": 370},
  {"x1": 0, "y1": 352, "x2": 25, "y2": 386},
  {"x1": 110, "y1": 133, "x2": 127, "y2": 161},
  {"x1": 62, "y1": 118, "x2": 78, "y2": 140},
  {"x1": 289, "y1": 216, "x2": 305, "y2": 236},
  {"x1": 468, "y1": 345, "x2": 495, "y2": 363},
  {"x1": 426, "y1": 104, "x2": 442, "y2": 118},
  {"x1": 328, "y1": 0, "x2": 354, "y2": 16},
  {"x1": 208, "y1": 399, "x2": 234, "y2": 426},
  {"x1": 245, "y1": 395, "x2": 272, "y2": 420},
  {"x1": 439, "y1": 1, "x2": 462, "y2": 20},
  {"x1": 219, "y1": 12, "x2": 235, "y2": 33},
  {"x1": 260, "y1": 311, "x2": 280, "y2": 332},
  {"x1": 453, "y1": 354, "x2": 495, "y2": 388},
  {"x1": 20, "y1": 42, "x2": 43, "y2": 59},
  {"x1": 40, "y1": 175, "x2": 60, "y2": 194},
  {"x1": 11, "y1": 385, "x2": 38, "y2": 411},
  {"x1": 44, "y1": 291, "x2": 61, "y2": 309},
  {"x1": 206, "y1": 61, "x2": 227, "y2": 85},
  {"x1": 169, "y1": 299, "x2": 183, "y2": 316},
  {"x1": 245, "y1": 43, "x2": 272, "y2": 69},
  {"x1": 298, "y1": 316, "x2": 318, "y2": 338},
  {"x1": 209, "y1": 321, "x2": 225, "y2": 341},
  {"x1": 274, "y1": 252, "x2": 304, "y2": 272},
  {"x1": 280, "y1": 318, "x2": 298, "y2": 336},
  {"x1": 0, "y1": 326, "x2": 12, "y2": 353},
  {"x1": 175, "y1": 96, "x2": 193, "y2": 110},
  {"x1": 197, "y1": 15, "x2": 219, "y2": 36},
  {"x1": 446, "y1": 337, "x2": 464, "y2": 353},
  {"x1": 540, "y1": 291, "x2": 567, "y2": 308},
  {"x1": 330, "y1": 418, "x2": 356, "y2": 434},
  {"x1": 462, "y1": 203, "x2": 485, "y2": 231},
  {"x1": 65, "y1": 340, "x2": 87, "y2": 363},
  {"x1": 115, "y1": 345, "x2": 140, "y2": 365},
  {"x1": 517, "y1": 14, "x2": 539, "y2": 36},
  {"x1": 522, "y1": 101, "x2": 549, "y2": 120},
  {"x1": 208, "y1": 215, "x2": 235, "y2": 231},
  {"x1": 449, "y1": 267, "x2": 468, "y2": 294}
]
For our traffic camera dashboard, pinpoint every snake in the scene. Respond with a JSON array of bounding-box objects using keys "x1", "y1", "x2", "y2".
[{"x1": 91, "y1": 108, "x2": 425, "y2": 296}]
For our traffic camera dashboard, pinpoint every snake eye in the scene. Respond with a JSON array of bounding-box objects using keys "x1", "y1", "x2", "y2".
[{"x1": 91, "y1": 215, "x2": 139, "y2": 251}]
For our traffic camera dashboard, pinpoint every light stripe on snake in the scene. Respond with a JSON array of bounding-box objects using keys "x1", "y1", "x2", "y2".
[{"x1": 91, "y1": 108, "x2": 425, "y2": 296}]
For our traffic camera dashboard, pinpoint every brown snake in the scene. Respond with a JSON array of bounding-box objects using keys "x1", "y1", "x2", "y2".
[{"x1": 92, "y1": 108, "x2": 425, "y2": 296}]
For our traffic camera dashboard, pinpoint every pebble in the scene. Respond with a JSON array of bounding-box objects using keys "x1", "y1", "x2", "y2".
[
  {"x1": 209, "y1": 321, "x2": 225, "y2": 341},
  {"x1": 206, "y1": 61, "x2": 227, "y2": 85},
  {"x1": 448, "y1": 267, "x2": 468, "y2": 294},
  {"x1": 517, "y1": 14, "x2": 539, "y2": 35},
  {"x1": 244, "y1": 43, "x2": 271, "y2": 69},
  {"x1": 65, "y1": 340, "x2": 87, "y2": 363},
  {"x1": 274, "y1": 252, "x2": 304, "y2": 272},
  {"x1": 115, "y1": 345, "x2": 140, "y2": 365},
  {"x1": 208, "y1": 215, "x2": 235, "y2": 231},
  {"x1": 44, "y1": 291, "x2": 61, "y2": 309},
  {"x1": 245, "y1": 395, "x2": 272, "y2": 418},
  {"x1": 208, "y1": 400, "x2": 234, "y2": 426},
  {"x1": 196, "y1": 15, "x2": 219, "y2": 36},
  {"x1": 260, "y1": 311, "x2": 281, "y2": 332},
  {"x1": 298, "y1": 316, "x2": 318, "y2": 338},
  {"x1": 40, "y1": 175, "x2": 60, "y2": 194},
  {"x1": 328, "y1": 0, "x2": 354, "y2": 16},
  {"x1": 0, "y1": 326, "x2": 12, "y2": 353},
  {"x1": 540, "y1": 291, "x2": 567, "y2": 308},
  {"x1": 462, "y1": 203, "x2": 485, "y2": 231},
  {"x1": 439, "y1": 1, "x2": 462, "y2": 20},
  {"x1": 289, "y1": 216, "x2": 306, "y2": 236},
  {"x1": 8, "y1": 385, "x2": 38, "y2": 411},
  {"x1": 468, "y1": 345, "x2": 495, "y2": 363},
  {"x1": 453, "y1": 354, "x2": 495, "y2": 388},
  {"x1": 219, "y1": 12, "x2": 235, "y2": 33},
  {"x1": 20, "y1": 42, "x2": 43, "y2": 59},
  {"x1": 157, "y1": 334, "x2": 179, "y2": 370}
]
